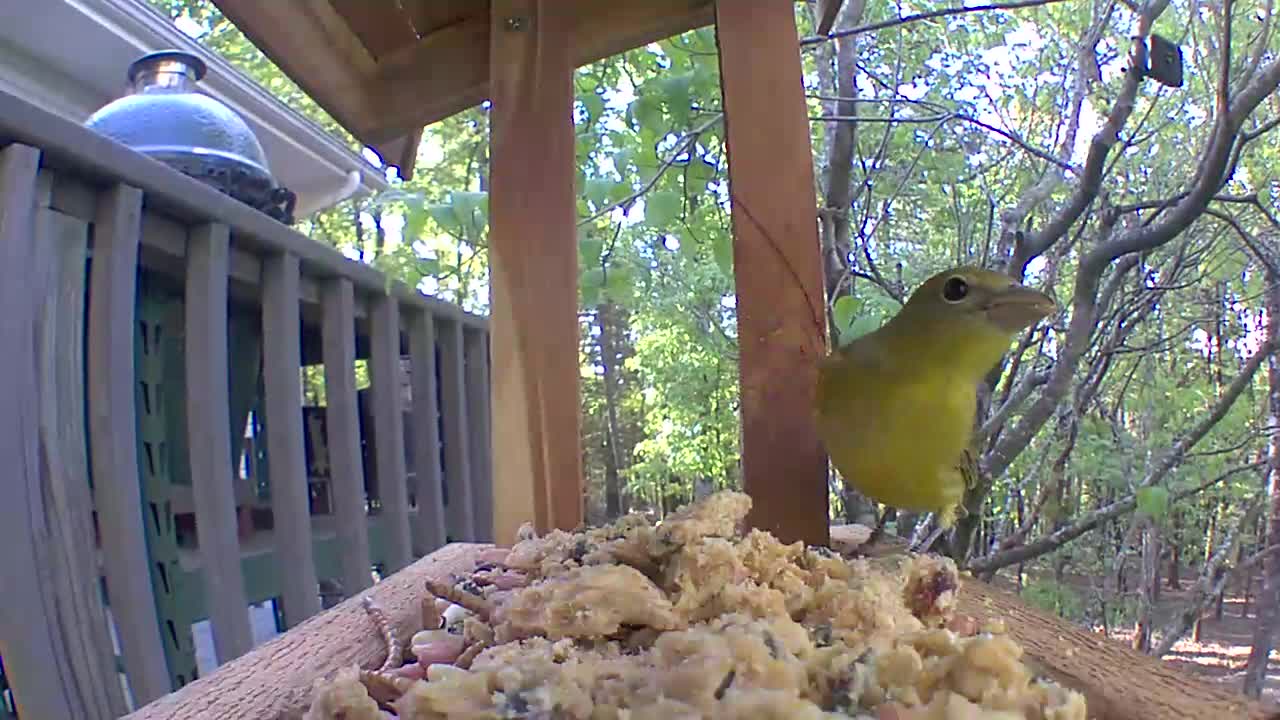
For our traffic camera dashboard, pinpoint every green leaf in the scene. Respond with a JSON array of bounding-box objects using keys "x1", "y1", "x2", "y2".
[
  {"x1": 658, "y1": 72, "x2": 694, "y2": 125},
  {"x1": 686, "y1": 155, "x2": 717, "y2": 191},
  {"x1": 584, "y1": 178, "x2": 615, "y2": 208},
  {"x1": 579, "y1": 235, "x2": 604, "y2": 267},
  {"x1": 581, "y1": 267, "x2": 606, "y2": 307},
  {"x1": 605, "y1": 265, "x2": 634, "y2": 301},
  {"x1": 646, "y1": 191, "x2": 682, "y2": 227},
  {"x1": 403, "y1": 206, "x2": 429, "y2": 240},
  {"x1": 632, "y1": 95, "x2": 664, "y2": 135},
  {"x1": 581, "y1": 92, "x2": 605, "y2": 120},
  {"x1": 832, "y1": 296, "x2": 859, "y2": 335},
  {"x1": 427, "y1": 204, "x2": 459, "y2": 233},
  {"x1": 712, "y1": 233, "x2": 733, "y2": 278},
  {"x1": 451, "y1": 191, "x2": 488, "y2": 223},
  {"x1": 844, "y1": 316, "x2": 880, "y2": 341},
  {"x1": 1136, "y1": 486, "x2": 1169, "y2": 519}
]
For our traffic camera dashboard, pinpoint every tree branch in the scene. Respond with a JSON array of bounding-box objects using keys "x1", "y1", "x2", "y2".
[
  {"x1": 577, "y1": 113, "x2": 723, "y2": 227},
  {"x1": 969, "y1": 369, "x2": 1272, "y2": 576},
  {"x1": 800, "y1": 0, "x2": 1071, "y2": 46},
  {"x1": 1151, "y1": 503, "x2": 1270, "y2": 658}
]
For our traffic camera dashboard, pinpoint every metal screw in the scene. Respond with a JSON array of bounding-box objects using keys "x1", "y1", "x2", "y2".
[{"x1": 504, "y1": 16, "x2": 526, "y2": 31}]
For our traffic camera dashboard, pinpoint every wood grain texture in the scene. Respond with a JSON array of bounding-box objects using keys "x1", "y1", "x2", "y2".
[
  {"x1": 35, "y1": 193, "x2": 131, "y2": 718},
  {"x1": 437, "y1": 317, "x2": 475, "y2": 542},
  {"x1": 408, "y1": 308, "x2": 448, "y2": 554},
  {"x1": 370, "y1": 293, "x2": 413, "y2": 571},
  {"x1": 321, "y1": 276, "x2": 373, "y2": 595},
  {"x1": 0, "y1": 143, "x2": 110, "y2": 720},
  {"x1": 261, "y1": 252, "x2": 323, "y2": 627},
  {"x1": 489, "y1": 0, "x2": 583, "y2": 545},
  {"x1": 959, "y1": 580, "x2": 1277, "y2": 720},
  {"x1": 122, "y1": 544, "x2": 487, "y2": 720},
  {"x1": 715, "y1": 0, "x2": 830, "y2": 546},
  {"x1": 186, "y1": 223, "x2": 254, "y2": 664},
  {"x1": 347, "y1": 0, "x2": 714, "y2": 143},
  {"x1": 465, "y1": 327, "x2": 494, "y2": 542},
  {"x1": 87, "y1": 183, "x2": 173, "y2": 704},
  {"x1": 826, "y1": 526, "x2": 1280, "y2": 720}
]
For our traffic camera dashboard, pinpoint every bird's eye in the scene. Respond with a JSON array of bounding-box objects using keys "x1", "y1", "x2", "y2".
[{"x1": 942, "y1": 276, "x2": 969, "y2": 302}]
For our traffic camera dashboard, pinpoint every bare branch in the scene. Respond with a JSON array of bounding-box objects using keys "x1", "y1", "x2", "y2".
[
  {"x1": 811, "y1": 112, "x2": 1075, "y2": 171},
  {"x1": 978, "y1": 371, "x2": 1050, "y2": 442},
  {"x1": 969, "y1": 461, "x2": 1265, "y2": 573},
  {"x1": 1151, "y1": 503, "x2": 1270, "y2": 658},
  {"x1": 800, "y1": 0, "x2": 1071, "y2": 46}
]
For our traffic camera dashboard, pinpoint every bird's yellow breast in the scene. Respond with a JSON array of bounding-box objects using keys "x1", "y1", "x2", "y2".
[{"x1": 815, "y1": 352, "x2": 974, "y2": 513}]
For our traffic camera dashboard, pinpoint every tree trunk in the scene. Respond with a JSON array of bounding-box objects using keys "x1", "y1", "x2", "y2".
[
  {"x1": 596, "y1": 302, "x2": 625, "y2": 519},
  {"x1": 1244, "y1": 271, "x2": 1280, "y2": 698},
  {"x1": 1132, "y1": 519, "x2": 1159, "y2": 653},
  {"x1": 1167, "y1": 542, "x2": 1180, "y2": 590}
]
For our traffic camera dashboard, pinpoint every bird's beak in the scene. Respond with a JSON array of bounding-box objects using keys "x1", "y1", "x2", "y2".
[{"x1": 984, "y1": 285, "x2": 1058, "y2": 333}]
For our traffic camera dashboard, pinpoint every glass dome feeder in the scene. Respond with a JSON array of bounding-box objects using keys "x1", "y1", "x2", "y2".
[{"x1": 85, "y1": 50, "x2": 296, "y2": 225}]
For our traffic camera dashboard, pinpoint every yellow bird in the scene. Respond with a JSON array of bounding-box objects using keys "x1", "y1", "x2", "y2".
[{"x1": 815, "y1": 266, "x2": 1057, "y2": 536}]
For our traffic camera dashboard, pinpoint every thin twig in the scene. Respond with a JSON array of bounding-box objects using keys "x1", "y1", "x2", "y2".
[
  {"x1": 800, "y1": 0, "x2": 1071, "y2": 45},
  {"x1": 577, "y1": 113, "x2": 724, "y2": 227}
]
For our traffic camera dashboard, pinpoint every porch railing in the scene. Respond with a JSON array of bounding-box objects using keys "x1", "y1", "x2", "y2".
[{"x1": 0, "y1": 88, "x2": 491, "y2": 719}]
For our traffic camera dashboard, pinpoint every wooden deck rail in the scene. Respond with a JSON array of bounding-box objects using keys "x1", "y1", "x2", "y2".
[{"x1": 0, "y1": 88, "x2": 492, "y2": 718}]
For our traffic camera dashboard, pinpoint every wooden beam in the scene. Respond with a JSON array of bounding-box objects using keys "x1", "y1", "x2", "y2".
[
  {"x1": 371, "y1": 128, "x2": 424, "y2": 182},
  {"x1": 465, "y1": 327, "x2": 494, "y2": 542},
  {"x1": 327, "y1": 0, "x2": 419, "y2": 60},
  {"x1": 369, "y1": 293, "x2": 413, "y2": 571},
  {"x1": 186, "y1": 223, "x2": 254, "y2": 664},
  {"x1": 488, "y1": 0, "x2": 582, "y2": 545},
  {"x1": 408, "y1": 309, "x2": 448, "y2": 553},
  {"x1": 437, "y1": 317, "x2": 475, "y2": 542},
  {"x1": 715, "y1": 0, "x2": 830, "y2": 546},
  {"x1": 321, "y1": 277, "x2": 373, "y2": 595},
  {"x1": 367, "y1": 0, "x2": 714, "y2": 143},
  {"x1": 260, "y1": 251, "x2": 322, "y2": 627},
  {"x1": 212, "y1": 0, "x2": 381, "y2": 137},
  {"x1": 86, "y1": 183, "x2": 173, "y2": 704}
]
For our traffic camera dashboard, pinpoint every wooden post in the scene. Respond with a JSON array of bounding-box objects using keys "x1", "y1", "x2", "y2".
[
  {"x1": 321, "y1": 277, "x2": 372, "y2": 595},
  {"x1": 715, "y1": 0, "x2": 830, "y2": 546},
  {"x1": 35, "y1": 173, "x2": 132, "y2": 717},
  {"x1": 489, "y1": 0, "x2": 582, "y2": 545},
  {"x1": 437, "y1": 317, "x2": 475, "y2": 541},
  {"x1": 369, "y1": 293, "x2": 412, "y2": 571},
  {"x1": 87, "y1": 182, "x2": 173, "y2": 704},
  {"x1": 408, "y1": 309, "x2": 447, "y2": 553},
  {"x1": 260, "y1": 252, "x2": 322, "y2": 627},
  {"x1": 185, "y1": 222, "x2": 254, "y2": 664},
  {"x1": 465, "y1": 327, "x2": 494, "y2": 542},
  {"x1": 0, "y1": 144, "x2": 122, "y2": 720}
]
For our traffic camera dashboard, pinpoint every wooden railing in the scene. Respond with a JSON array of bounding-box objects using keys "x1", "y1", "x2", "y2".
[{"x1": 0, "y1": 88, "x2": 491, "y2": 719}]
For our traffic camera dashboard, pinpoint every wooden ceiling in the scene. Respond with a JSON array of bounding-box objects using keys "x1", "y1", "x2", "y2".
[{"x1": 212, "y1": 0, "x2": 717, "y2": 179}]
